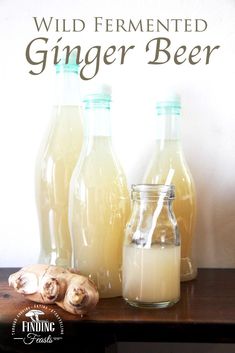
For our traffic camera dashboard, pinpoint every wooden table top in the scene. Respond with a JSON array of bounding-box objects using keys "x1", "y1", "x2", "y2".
[{"x1": 1, "y1": 268, "x2": 235, "y2": 352}]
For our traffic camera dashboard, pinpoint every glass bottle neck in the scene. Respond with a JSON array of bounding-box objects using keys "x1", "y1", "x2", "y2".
[
  {"x1": 132, "y1": 184, "x2": 175, "y2": 200},
  {"x1": 155, "y1": 114, "x2": 181, "y2": 141},
  {"x1": 133, "y1": 198, "x2": 173, "y2": 213},
  {"x1": 84, "y1": 108, "x2": 112, "y2": 138},
  {"x1": 55, "y1": 71, "x2": 80, "y2": 106}
]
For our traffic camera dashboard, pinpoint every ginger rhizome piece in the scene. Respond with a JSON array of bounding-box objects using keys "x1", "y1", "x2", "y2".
[{"x1": 8, "y1": 264, "x2": 99, "y2": 315}]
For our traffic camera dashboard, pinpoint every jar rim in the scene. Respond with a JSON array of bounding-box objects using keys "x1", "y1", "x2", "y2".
[{"x1": 131, "y1": 184, "x2": 175, "y2": 200}]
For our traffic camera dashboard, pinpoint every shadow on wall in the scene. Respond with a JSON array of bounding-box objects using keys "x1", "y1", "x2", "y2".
[{"x1": 195, "y1": 177, "x2": 235, "y2": 268}]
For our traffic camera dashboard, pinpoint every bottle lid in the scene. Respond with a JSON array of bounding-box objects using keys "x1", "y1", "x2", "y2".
[
  {"x1": 83, "y1": 83, "x2": 112, "y2": 108},
  {"x1": 156, "y1": 91, "x2": 181, "y2": 115},
  {"x1": 55, "y1": 51, "x2": 79, "y2": 74}
]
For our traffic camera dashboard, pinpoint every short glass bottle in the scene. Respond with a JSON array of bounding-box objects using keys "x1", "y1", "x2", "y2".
[{"x1": 122, "y1": 184, "x2": 180, "y2": 308}]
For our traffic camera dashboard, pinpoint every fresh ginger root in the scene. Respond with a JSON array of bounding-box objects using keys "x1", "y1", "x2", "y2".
[{"x1": 8, "y1": 264, "x2": 99, "y2": 316}]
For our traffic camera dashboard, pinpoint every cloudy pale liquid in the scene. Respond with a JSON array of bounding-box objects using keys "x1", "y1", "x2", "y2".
[
  {"x1": 35, "y1": 106, "x2": 83, "y2": 267},
  {"x1": 144, "y1": 140, "x2": 196, "y2": 281},
  {"x1": 123, "y1": 244, "x2": 180, "y2": 304},
  {"x1": 69, "y1": 136, "x2": 130, "y2": 298}
]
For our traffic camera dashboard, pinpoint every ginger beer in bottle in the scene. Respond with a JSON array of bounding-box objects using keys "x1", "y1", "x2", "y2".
[
  {"x1": 69, "y1": 85, "x2": 130, "y2": 297},
  {"x1": 35, "y1": 56, "x2": 83, "y2": 267},
  {"x1": 144, "y1": 94, "x2": 197, "y2": 281}
]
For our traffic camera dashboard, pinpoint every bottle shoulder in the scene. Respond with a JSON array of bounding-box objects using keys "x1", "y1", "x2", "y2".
[
  {"x1": 40, "y1": 105, "x2": 82, "y2": 138},
  {"x1": 144, "y1": 141, "x2": 195, "y2": 192},
  {"x1": 75, "y1": 137, "x2": 123, "y2": 167},
  {"x1": 144, "y1": 161, "x2": 195, "y2": 184},
  {"x1": 36, "y1": 134, "x2": 83, "y2": 166},
  {"x1": 36, "y1": 107, "x2": 83, "y2": 162},
  {"x1": 145, "y1": 140, "x2": 192, "y2": 173},
  {"x1": 71, "y1": 156, "x2": 128, "y2": 184},
  {"x1": 52, "y1": 105, "x2": 82, "y2": 117},
  {"x1": 70, "y1": 143, "x2": 128, "y2": 192}
]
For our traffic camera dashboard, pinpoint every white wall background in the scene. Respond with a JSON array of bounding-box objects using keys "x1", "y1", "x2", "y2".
[{"x1": 0, "y1": 0, "x2": 235, "y2": 267}]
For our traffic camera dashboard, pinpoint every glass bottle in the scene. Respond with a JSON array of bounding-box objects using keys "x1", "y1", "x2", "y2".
[
  {"x1": 122, "y1": 184, "x2": 180, "y2": 308},
  {"x1": 143, "y1": 93, "x2": 197, "y2": 281},
  {"x1": 69, "y1": 85, "x2": 130, "y2": 298},
  {"x1": 35, "y1": 55, "x2": 83, "y2": 267}
]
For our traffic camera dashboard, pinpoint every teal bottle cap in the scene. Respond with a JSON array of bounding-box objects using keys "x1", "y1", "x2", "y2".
[
  {"x1": 55, "y1": 51, "x2": 79, "y2": 74},
  {"x1": 156, "y1": 91, "x2": 181, "y2": 115},
  {"x1": 83, "y1": 84, "x2": 112, "y2": 108}
]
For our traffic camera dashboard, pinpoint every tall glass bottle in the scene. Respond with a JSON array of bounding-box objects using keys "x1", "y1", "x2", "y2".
[
  {"x1": 143, "y1": 94, "x2": 197, "y2": 281},
  {"x1": 69, "y1": 85, "x2": 130, "y2": 298},
  {"x1": 35, "y1": 56, "x2": 83, "y2": 267}
]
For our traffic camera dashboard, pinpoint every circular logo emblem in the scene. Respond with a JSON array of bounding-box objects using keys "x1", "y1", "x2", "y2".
[{"x1": 11, "y1": 304, "x2": 64, "y2": 345}]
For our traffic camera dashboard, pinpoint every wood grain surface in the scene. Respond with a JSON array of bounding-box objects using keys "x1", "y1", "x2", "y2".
[{"x1": 0, "y1": 268, "x2": 235, "y2": 352}]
